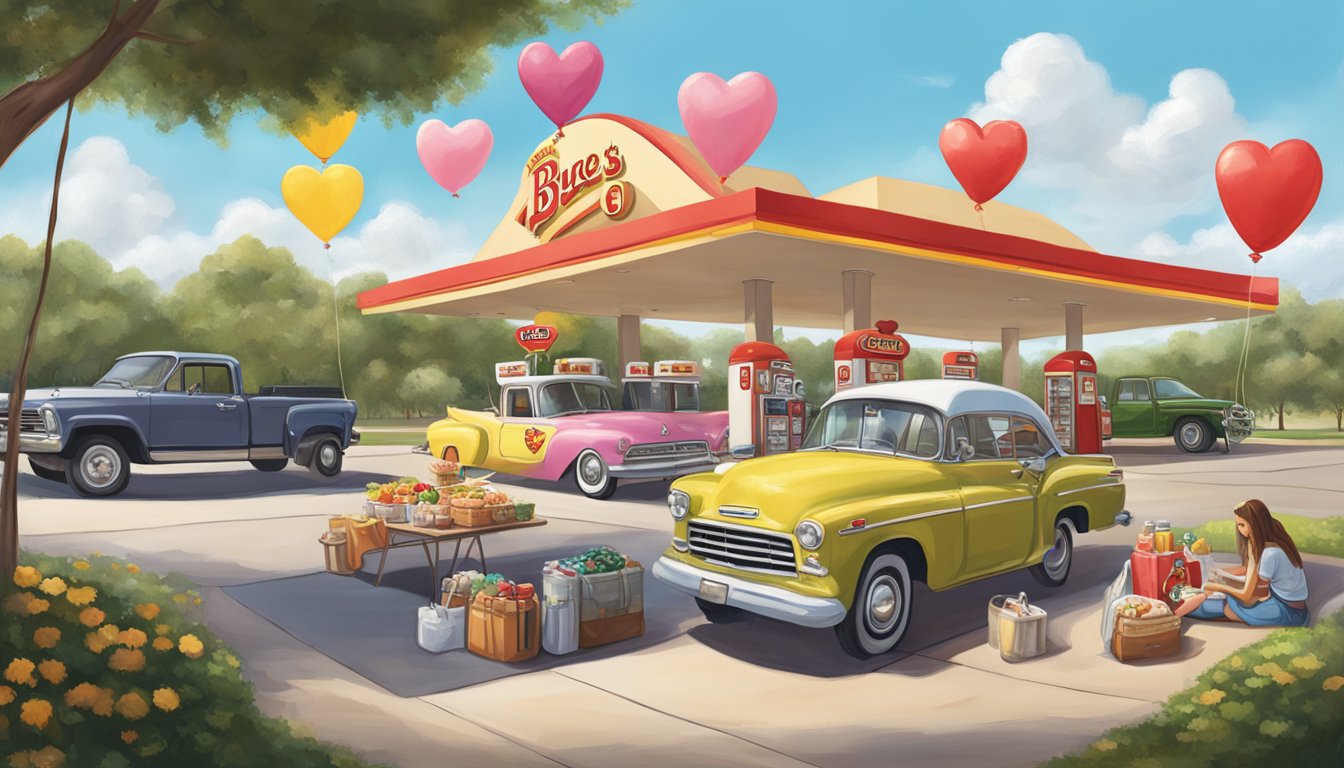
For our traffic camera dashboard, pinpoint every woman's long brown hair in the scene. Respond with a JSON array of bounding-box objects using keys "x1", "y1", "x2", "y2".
[{"x1": 1234, "y1": 499, "x2": 1304, "y2": 568}]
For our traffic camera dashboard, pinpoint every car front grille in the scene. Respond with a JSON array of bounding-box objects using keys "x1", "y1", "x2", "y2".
[
  {"x1": 688, "y1": 520, "x2": 797, "y2": 575},
  {"x1": 0, "y1": 409, "x2": 43, "y2": 433},
  {"x1": 624, "y1": 440, "x2": 709, "y2": 461}
]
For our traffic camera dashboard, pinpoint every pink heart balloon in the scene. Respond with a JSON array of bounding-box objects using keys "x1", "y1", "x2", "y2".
[
  {"x1": 416, "y1": 119, "x2": 493, "y2": 197},
  {"x1": 517, "y1": 41, "x2": 604, "y2": 131},
  {"x1": 678, "y1": 72, "x2": 778, "y2": 183}
]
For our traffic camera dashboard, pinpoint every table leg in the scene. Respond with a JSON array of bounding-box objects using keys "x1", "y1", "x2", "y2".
[
  {"x1": 445, "y1": 538, "x2": 465, "y2": 579},
  {"x1": 472, "y1": 536, "x2": 487, "y2": 574},
  {"x1": 374, "y1": 532, "x2": 395, "y2": 587},
  {"x1": 421, "y1": 541, "x2": 435, "y2": 597}
]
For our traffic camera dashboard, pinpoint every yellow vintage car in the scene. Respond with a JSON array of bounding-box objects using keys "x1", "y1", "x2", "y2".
[{"x1": 651, "y1": 379, "x2": 1130, "y2": 658}]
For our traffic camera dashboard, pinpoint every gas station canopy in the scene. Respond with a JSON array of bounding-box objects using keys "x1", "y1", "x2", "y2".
[{"x1": 358, "y1": 114, "x2": 1276, "y2": 343}]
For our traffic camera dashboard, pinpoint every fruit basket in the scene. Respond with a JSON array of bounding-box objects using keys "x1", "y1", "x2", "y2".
[
  {"x1": 429, "y1": 459, "x2": 466, "y2": 487},
  {"x1": 513, "y1": 501, "x2": 536, "y2": 522}
]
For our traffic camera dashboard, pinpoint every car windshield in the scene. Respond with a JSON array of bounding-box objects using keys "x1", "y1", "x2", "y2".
[
  {"x1": 801, "y1": 399, "x2": 942, "y2": 458},
  {"x1": 1152, "y1": 379, "x2": 1202, "y2": 400},
  {"x1": 538, "y1": 381, "x2": 614, "y2": 417},
  {"x1": 95, "y1": 356, "x2": 175, "y2": 389},
  {"x1": 623, "y1": 381, "x2": 653, "y2": 411}
]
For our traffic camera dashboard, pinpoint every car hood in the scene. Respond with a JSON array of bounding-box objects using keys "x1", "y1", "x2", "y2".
[
  {"x1": 13, "y1": 387, "x2": 143, "y2": 407},
  {"x1": 552, "y1": 410, "x2": 727, "y2": 440}
]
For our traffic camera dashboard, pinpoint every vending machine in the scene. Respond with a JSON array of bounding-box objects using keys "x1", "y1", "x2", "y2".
[
  {"x1": 834, "y1": 320, "x2": 910, "y2": 392},
  {"x1": 1044, "y1": 351, "x2": 1104, "y2": 454},
  {"x1": 728, "y1": 341, "x2": 806, "y2": 458},
  {"x1": 942, "y1": 351, "x2": 979, "y2": 380}
]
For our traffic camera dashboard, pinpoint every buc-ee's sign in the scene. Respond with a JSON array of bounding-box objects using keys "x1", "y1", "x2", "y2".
[
  {"x1": 517, "y1": 144, "x2": 635, "y2": 237},
  {"x1": 515, "y1": 324, "x2": 559, "y2": 353},
  {"x1": 858, "y1": 334, "x2": 910, "y2": 359}
]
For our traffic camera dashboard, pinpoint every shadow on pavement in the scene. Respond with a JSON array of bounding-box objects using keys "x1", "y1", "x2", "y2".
[
  {"x1": 482, "y1": 472, "x2": 673, "y2": 505},
  {"x1": 15, "y1": 466, "x2": 388, "y2": 501},
  {"x1": 1106, "y1": 441, "x2": 1336, "y2": 468}
]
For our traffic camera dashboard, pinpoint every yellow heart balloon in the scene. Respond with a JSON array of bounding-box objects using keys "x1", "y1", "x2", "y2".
[
  {"x1": 292, "y1": 111, "x2": 357, "y2": 163},
  {"x1": 281, "y1": 164, "x2": 364, "y2": 244}
]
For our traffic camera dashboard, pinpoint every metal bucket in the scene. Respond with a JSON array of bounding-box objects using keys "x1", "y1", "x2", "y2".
[{"x1": 988, "y1": 591, "x2": 1047, "y2": 662}]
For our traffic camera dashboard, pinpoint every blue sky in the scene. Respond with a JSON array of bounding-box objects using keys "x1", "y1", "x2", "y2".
[{"x1": 2, "y1": 0, "x2": 1341, "y2": 354}]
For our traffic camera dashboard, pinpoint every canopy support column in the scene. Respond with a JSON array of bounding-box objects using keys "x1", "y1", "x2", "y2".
[
  {"x1": 1001, "y1": 327, "x2": 1021, "y2": 392},
  {"x1": 842, "y1": 269, "x2": 873, "y2": 333},
  {"x1": 1065, "y1": 303, "x2": 1085, "y2": 351},
  {"x1": 743, "y1": 279, "x2": 774, "y2": 342},
  {"x1": 617, "y1": 314, "x2": 641, "y2": 375}
]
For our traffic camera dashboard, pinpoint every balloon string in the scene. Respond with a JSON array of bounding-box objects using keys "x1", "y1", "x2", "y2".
[
  {"x1": 718, "y1": 175, "x2": 727, "y2": 185},
  {"x1": 325, "y1": 243, "x2": 347, "y2": 400},
  {"x1": 452, "y1": 192, "x2": 460, "y2": 199},
  {"x1": 976, "y1": 205, "x2": 986, "y2": 231},
  {"x1": 1236, "y1": 260, "x2": 1257, "y2": 409}
]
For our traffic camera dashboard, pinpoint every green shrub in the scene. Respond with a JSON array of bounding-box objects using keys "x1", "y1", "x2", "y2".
[
  {"x1": 1, "y1": 552, "x2": 389, "y2": 768},
  {"x1": 1043, "y1": 611, "x2": 1344, "y2": 767},
  {"x1": 1190, "y1": 513, "x2": 1344, "y2": 559}
]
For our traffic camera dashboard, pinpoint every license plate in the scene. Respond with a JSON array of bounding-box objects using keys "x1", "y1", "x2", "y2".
[{"x1": 698, "y1": 578, "x2": 729, "y2": 604}]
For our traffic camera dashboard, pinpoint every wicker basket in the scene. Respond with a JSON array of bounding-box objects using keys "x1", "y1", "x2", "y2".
[
  {"x1": 432, "y1": 466, "x2": 466, "y2": 486},
  {"x1": 487, "y1": 503, "x2": 516, "y2": 525},
  {"x1": 451, "y1": 500, "x2": 494, "y2": 527}
]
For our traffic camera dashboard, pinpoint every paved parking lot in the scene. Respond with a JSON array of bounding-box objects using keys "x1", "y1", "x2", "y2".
[{"x1": 14, "y1": 440, "x2": 1344, "y2": 768}]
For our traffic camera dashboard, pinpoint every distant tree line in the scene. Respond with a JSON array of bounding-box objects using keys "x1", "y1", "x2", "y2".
[{"x1": 0, "y1": 235, "x2": 1335, "y2": 428}]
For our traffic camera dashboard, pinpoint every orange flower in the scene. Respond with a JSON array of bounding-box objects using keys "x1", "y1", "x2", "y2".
[
  {"x1": 4, "y1": 660, "x2": 37, "y2": 688},
  {"x1": 134, "y1": 603, "x2": 160, "y2": 621},
  {"x1": 30, "y1": 746, "x2": 66, "y2": 768},
  {"x1": 25, "y1": 598, "x2": 50, "y2": 616},
  {"x1": 64, "y1": 586, "x2": 96, "y2": 606},
  {"x1": 120, "y1": 730, "x2": 138, "y2": 744},
  {"x1": 155, "y1": 624, "x2": 171, "y2": 637},
  {"x1": 1322, "y1": 675, "x2": 1344, "y2": 692},
  {"x1": 71, "y1": 561, "x2": 90, "y2": 571},
  {"x1": 151, "y1": 637, "x2": 174, "y2": 652},
  {"x1": 152, "y1": 687, "x2": 180, "y2": 712},
  {"x1": 36, "y1": 578, "x2": 66, "y2": 597},
  {"x1": 19, "y1": 699, "x2": 51, "y2": 729},
  {"x1": 0, "y1": 685, "x2": 14, "y2": 705},
  {"x1": 114, "y1": 692, "x2": 148, "y2": 720},
  {"x1": 127, "y1": 564, "x2": 140, "y2": 574},
  {"x1": 13, "y1": 566, "x2": 41, "y2": 588},
  {"x1": 116, "y1": 629, "x2": 148, "y2": 649},
  {"x1": 108, "y1": 649, "x2": 146, "y2": 673},
  {"x1": 84, "y1": 632, "x2": 111, "y2": 654},
  {"x1": 109, "y1": 563, "x2": 121, "y2": 571},
  {"x1": 31, "y1": 628, "x2": 60, "y2": 650},
  {"x1": 63, "y1": 683, "x2": 114, "y2": 717},
  {"x1": 78, "y1": 607, "x2": 105, "y2": 628},
  {"x1": 97, "y1": 625, "x2": 120, "y2": 643},
  {"x1": 35, "y1": 661, "x2": 65, "y2": 686},
  {"x1": 178, "y1": 634, "x2": 204, "y2": 659}
]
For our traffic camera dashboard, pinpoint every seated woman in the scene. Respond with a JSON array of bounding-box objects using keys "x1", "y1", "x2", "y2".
[{"x1": 1175, "y1": 498, "x2": 1309, "y2": 627}]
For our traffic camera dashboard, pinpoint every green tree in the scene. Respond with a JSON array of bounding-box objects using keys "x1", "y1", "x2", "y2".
[
  {"x1": 0, "y1": 0, "x2": 628, "y2": 577},
  {"x1": 398, "y1": 367, "x2": 461, "y2": 419}
]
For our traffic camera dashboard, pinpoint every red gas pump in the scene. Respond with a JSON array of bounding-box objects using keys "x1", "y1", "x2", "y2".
[
  {"x1": 942, "y1": 351, "x2": 979, "y2": 380},
  {"x1": 834, "y1": 320, "x2": 910, "y2": 392},
  {"x1": 728, "y1": 342, "x2": 806, "y2": 458},
  {"x1": 1044, "y1": 351, "x2": 1104, "y2": 454}
]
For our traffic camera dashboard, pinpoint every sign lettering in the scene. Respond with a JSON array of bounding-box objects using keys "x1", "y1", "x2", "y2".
[
  {"x1": 859, "y1": 334, "x2": 910, "y2": 359},
  {"x1": 515, "y1": 324, "x2": 559, "y2": 353},
  {"x1": 520, "y1": 145, "x2": 630, "y2": 236}
]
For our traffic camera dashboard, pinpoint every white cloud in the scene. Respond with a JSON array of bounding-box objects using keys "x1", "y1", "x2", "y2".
[
  {"x1": 970, "y1": 33, "x2": 1246, "y2": 245},
  {"x1": 908, "y1": 74, "x2": 955, "y2": 89}
]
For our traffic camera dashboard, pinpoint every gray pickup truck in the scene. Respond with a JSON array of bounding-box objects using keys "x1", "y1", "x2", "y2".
[{"x1": 0, "y1": 352, "x2": 358, "y2": 497}]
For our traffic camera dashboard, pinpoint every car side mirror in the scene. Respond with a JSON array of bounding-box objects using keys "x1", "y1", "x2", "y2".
[
  {"x1": 487, "y1": 406, "x2": 499, "y2": 416},
  {"x1": 1020, "y1": 456, "x2": 1047, "y2": 474},
  {"x1": 1099, "y1": 395, "x2": 1109, "y2": 410},
  {"x1": 955, "y1": 437, "x2": 974, "y2": 462}
]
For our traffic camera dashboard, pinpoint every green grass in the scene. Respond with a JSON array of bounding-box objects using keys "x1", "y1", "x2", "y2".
[
  {"x1": 1248, "y1": 429, "x2": 1344, "y2": 440},
  {"x1": 354, "y1": 431, "x2": 425, "y2": 446},
  {"x1": 1191, "y1": 513, "x2": 1344, "y2": 560},
  {"x1": 355, "y1": 418, "x2": 435, "y2": 428}
]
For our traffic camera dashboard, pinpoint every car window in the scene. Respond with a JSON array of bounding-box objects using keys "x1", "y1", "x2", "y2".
[
  {"x1": 539, "y1": 383, "x2": 582, "y2": 416},
  {"x1": 1010, "y1": 417, "x2": 1052, "y2": 458},
  {"x1": 573, "y1": 383, "x2": 613, "y2": 412},
  {"x1": 505, "y1": 387, "x2": 533, "y2": 418},
  {"x1": 803, "y1": 399, "x2": 940, "y2": 458},
  {"x1": 949, "y1": 414, "x2": 1013, "y2": 460},
  {"x1": 623, "y1": 381, "x2": 651, "y2": 411},
  {"x1": 669, "y1": 382, "x2": 699, "y2": 412},
  {"x1": 1132, "y1": 380, "x2": 1151, "y2": 401},
  {"x1": 175, "y1": 364, "x2": 235, "y2": 395},
  {"x1": 98, "y1": 355, "x2": 175, "y2": 389},
  {"x1": 1153, "y1": 379, "x2": 1201, "y2": 399},
  {"x1": 1117, "y1": 380, "x2": 1135, "y2": 401}
]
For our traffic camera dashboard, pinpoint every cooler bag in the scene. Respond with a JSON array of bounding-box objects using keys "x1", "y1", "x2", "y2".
[
  {"x1": 417, "y1": 603, "x2": 465, "y2": 653},
  {"x1": 1130, "y1": 549, "x2": 1191, "y2": 608},
  {"x1": 577, "y1": 563, "x2": 645, "y2": 648},
  {"x1": 1112, "y1": 613, "x2": 1182, "y2": 662},
  {"x1": 542, "y1": 563, "x2": 580, "y2": 656},
  {"x1": 468, "y1": 593, "x2": 540, "y2": 663}
]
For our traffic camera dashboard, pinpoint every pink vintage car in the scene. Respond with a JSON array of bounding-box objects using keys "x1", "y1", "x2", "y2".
[{"x1": 425, "y1": 359, "x2": 728, "y2": 499}]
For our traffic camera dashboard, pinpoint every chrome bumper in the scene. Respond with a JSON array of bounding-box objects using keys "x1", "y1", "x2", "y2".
[
  {"x1": 609, "y1": 455, "x2": 719, "y2": 479},
  {"x1": 1114, "y1": 510, "x2": 1133, "y2": 527},
  {"x1": 0, "y1": 431, "x2": 62, "y2": 454},
  {"x1": 350, "y1": 430, "x2": 361, "y2": 446},
  {"x1": 652, "y1": 556, "x2": 847, "y2": 629}
]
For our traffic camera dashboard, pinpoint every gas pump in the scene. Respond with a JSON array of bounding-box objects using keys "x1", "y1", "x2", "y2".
[
  {"x1": 653, "y1": 360, "x2": 702, "y2": 412},
  {"x1": 621, "y1": 361, "x2": 653, "y2": 410},
  {"x1": 834, "y1": 320, "x2": 910, "y2": 392},
  {"x1": 942, "y1": 351, "x2": 979, "y2": 380},
  {"x1": 728, "y1": 341, "x2": 806, "y2": 458},
  {"x1": 1044, "y1": 351, "x2": 1104, "y2": 454}
]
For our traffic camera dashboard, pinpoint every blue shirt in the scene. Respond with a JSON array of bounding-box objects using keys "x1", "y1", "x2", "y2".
[{"x1": 1258, "y1": 545, "x2": 1308, "y2": 601}]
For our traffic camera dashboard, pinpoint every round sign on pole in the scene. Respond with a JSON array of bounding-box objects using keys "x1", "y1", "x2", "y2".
[{"x1": 516, "y1": 324, "x2": 559, "y2": 353}]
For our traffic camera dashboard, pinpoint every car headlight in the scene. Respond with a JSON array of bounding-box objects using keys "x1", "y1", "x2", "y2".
[
  {"x1": 668, "y1": 489, "x2": 690, "y2": 520},
  {"x1": 40, "y1": 406, "x2": 59, "y2": 435},
  {"x1": 616, "y1": 437, "x2": 631, "y2": 454},
  {"x1": 795, "y1": 520, "x2": 824, "y2": 551}
]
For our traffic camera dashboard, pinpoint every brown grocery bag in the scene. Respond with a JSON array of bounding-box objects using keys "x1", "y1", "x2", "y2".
[
  {"x1": 468, "y1": 593, "x2": 540, "y2": 663},
  {"x1": 342, "y1": 516, "x2": 388, "y2": 571},
  {"x1": 1111, "y1": 614, "x2": 1181, "y2": 662},
  {"x1": 577, "y1": 563, "x2": 644, "y2": 649}
]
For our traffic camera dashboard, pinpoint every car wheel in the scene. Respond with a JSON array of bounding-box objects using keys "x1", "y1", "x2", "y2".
[
  {"x1": 250, "y1": 459, "x2": 288, "y2": 472},
  {"x1": 27, "y1": 457, "x2": 66, "y2": 484},
  {"x1": 573, "y1": 449, "x2": 617, "y2": 499},
  {"x1": 695, "y1": 597, "x2": 746, "y2": 624},
  {"x1": 1174, "y1": 417, "x2": 1215, "y2": 453},
  {"x1": 307, "y1": 437, "x2": 343, "y2": 479},
  {"x1": 1029, "y1": 519, "x2": 1074, "y2": 587},
  {"x1": 69, "y1": 436, "x2": 131, "y2": 497},
  {"x1": 835, "y1": 552, "x2": 913, "y2": 659}
]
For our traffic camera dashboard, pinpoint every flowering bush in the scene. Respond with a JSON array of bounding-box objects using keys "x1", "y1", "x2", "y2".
[
  {"x1": 1042, "y1": 610, "x2": 1344, "y2": 767},
  {"x1": 1, "y1": 553, "x2": 386, "y2": 768}
]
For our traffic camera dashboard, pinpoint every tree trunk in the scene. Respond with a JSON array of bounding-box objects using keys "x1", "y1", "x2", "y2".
[
  {"x1": 1277, "y1": 401, "x2": 1285, "y2": 431},
  {"x1": 0, "y1": 0, "x2": 162, "y2": 173},
  {"x1": 1, "y1": 100, "x2": 76, "y2": 581},
  {"x1": 1336, "y1": 407, "x2": 1342, "y2": 432}
]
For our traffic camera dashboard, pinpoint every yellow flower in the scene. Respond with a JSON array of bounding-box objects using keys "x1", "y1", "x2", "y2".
[
  {"x1": 151, "y1": 637, "x2": 174, "y2": 652},
  {"x1": 1227, "y1": 655, "x2": 1244, "y2": 670},
  {"x1": 178, "y1": 634, "x2": 204, "y2": 659},
  {"x1": 172, "y1": 593, "x2": 188, "y2": 604},
  {"x1": 1092, "y1": 738, "x2": 1117, "y2": 752},
  {"x1": 0, "y1": 686, "x2": 14, "y2": 705},
  {"x1": 155, "y1": 624, "x2": 171, "y2": 637},
  {"x1": 77, "y1": 607, "x2": 105, "y2": 628},
  {"x1": 1198, "y1": 689, "x2": 1226, "y2": 705},
  {"x1": 30, "y1": 746, "x2": 65, "y2": 768},
  {"x1": 19, "y1": 699, "x2": 51, "y2": 729},
  {"x1": 35, "y1": 661, "x2": 65, "y2": 686},
  {"x1": 84, "y1": 632, "x2": 111, "y2": 654},
  {"x1": 114, "y1": 692, "x2": 148, "y2": 720},
  {"x1": 64, "y1": 586, "x2": 96, "y2": 606},
  {"x1": 108, "y1": 649, "x2": 146, "y2": 673},
  {"x1": 13, "y1": 567, "x2": 41, "y2": 589},
  {"x1": 1272, "y1": 670, "x2": 1297, "y2": 686},
  {"x1": 64, "y1": 683, "x2": 115, "y2": 717},
  {"x1": 31, "y1": 628, "x2": 60, "y2": 650},
  {"x1": 97, "y1": 625, "x2": 120, "y2": 642},
  {"x1": 71, "y1": 561, "x2": 89, "y2": 571},
  {"x1": 1290, "y1": 654, "x2": 1325, "y2": 673},
  {"x1": 224, "y1": 653, "x2": 240, "y2": 669},
  {"x1": 4, "y1": 660, "x2": 37, "y2": 688},
  {"x1": 116, "y1": 629, "x2": 148, "y2": 649},
  {"x1": 25, "y1": 598, "x2": 49, "y2": 616},
  {"x1": 127, "y1": 564, "x2": 140, "y2": 574},
  {"x1": 120, "y1": 730, "x2": 137, "y2": 744},
  {"x1": 152, "y1": 687, "x2": 180, "y2": 712},
  {"x1": 1322, "y1": 675, "x2": 1344, "y2": 692},
  {"x1": 134, "y1": 603, "x2": 160, "y2": 621},
  {"x1": 194, "y1": 597, "x2": 202, "y2": 606},
  {"x1": 36, "y1": 578, "x2": 65, "y2": 597},
  {"x1": 109, "y1": 563, "x2": 120, "y2": 571}
]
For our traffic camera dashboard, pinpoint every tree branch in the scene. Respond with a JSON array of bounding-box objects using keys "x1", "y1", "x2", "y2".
[
  {"x1": 112, "y1": 0, "x2": 122, "y2": 22},
  {"x1": 135, "y1": 29, "x2": 194, "y2": 46}
]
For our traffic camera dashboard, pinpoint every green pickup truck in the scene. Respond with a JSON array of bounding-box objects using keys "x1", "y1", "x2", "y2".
[{"x1": 1105, "y1": 376, "x2": 1254, "y2": 453}]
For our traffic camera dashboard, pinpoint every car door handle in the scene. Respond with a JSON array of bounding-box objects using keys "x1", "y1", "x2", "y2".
[
  {"x1": 216, "y1": 402, "x2": 237, "y2": 412},
  {"x1": 1010, "y1": 469, "x2": 1024, "y2": 478}
]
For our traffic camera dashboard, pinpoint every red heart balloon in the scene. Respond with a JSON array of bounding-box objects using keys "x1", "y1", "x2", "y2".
[
  {"x1": 939, "y1": 118, "x2": 1028, "y2": 206},
  {"x1": 1215, "y1": 139, "x2": 1322, "y2": 260}
]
